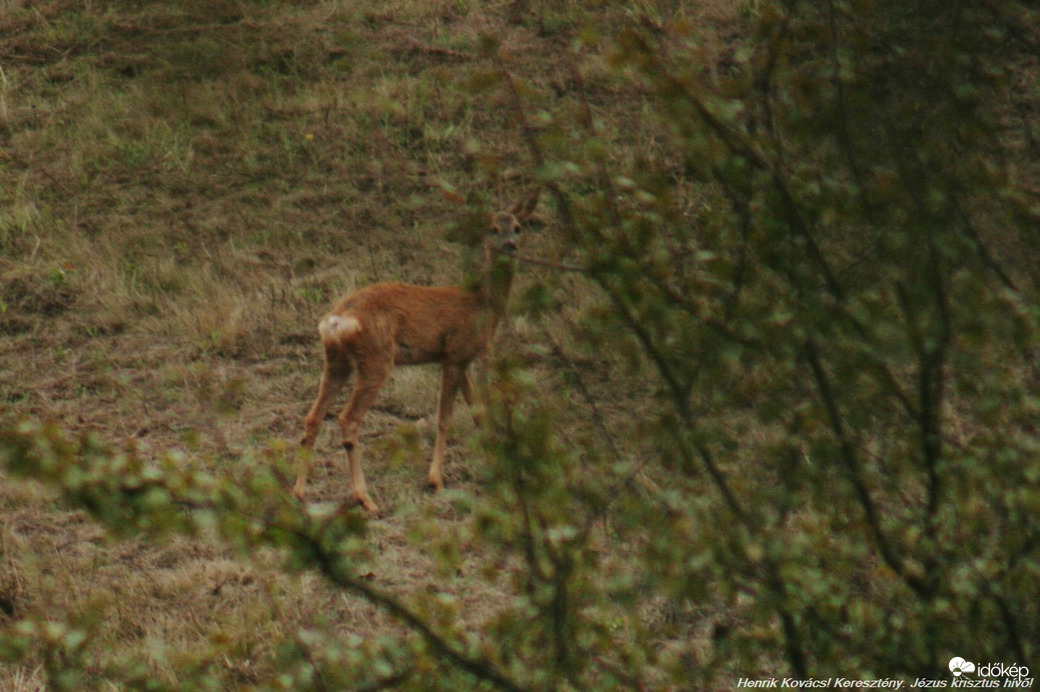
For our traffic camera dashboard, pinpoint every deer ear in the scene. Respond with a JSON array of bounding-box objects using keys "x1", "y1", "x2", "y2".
[{"x1": 510, "y1": 187, "x2": 541, "y2": 222}]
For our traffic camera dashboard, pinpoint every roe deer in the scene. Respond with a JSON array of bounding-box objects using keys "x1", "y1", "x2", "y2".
[{"x1": 294, "y1": 190, "x2": 540, "y2": 513}]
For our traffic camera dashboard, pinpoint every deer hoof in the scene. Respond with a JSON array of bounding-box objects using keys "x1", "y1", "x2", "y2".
[{"x1": 354, "y1": 494, "x2": 381, "y2": 515}]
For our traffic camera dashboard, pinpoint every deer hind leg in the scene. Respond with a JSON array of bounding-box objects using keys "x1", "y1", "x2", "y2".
[
  {"x1": 294, "y1": 350, "x2": 353, "y2": 500},
  {"x1": 337, "y1": 358, "x2": 392, "y2": 514},
  {"x1": 429, "y1": 364, "x2": 466, "y2": 491}
]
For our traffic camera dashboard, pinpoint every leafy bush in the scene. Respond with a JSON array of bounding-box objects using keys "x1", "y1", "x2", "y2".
[{"x1": 2, "y1": 0, "x2": 1038, "y2": 689}]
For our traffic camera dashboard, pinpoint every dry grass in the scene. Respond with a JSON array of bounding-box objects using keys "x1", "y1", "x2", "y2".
[{"x1": 0, "y1": 0, "x2": 751, "y2": 687}]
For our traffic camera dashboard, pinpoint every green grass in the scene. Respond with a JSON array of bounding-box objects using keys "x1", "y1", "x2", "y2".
[{"x1": 2, "y1": 0, "x2": 739, "y2": 687}]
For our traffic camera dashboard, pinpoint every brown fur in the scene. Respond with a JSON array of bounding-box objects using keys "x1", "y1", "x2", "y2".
[{"x1": 294, "y1": 191, "x2": 540, "y2": 513}]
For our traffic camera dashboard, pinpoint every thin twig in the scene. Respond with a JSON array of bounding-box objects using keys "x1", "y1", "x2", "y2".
[
  {"x1": 403, "y1": 36, "x2": 477, "y2": 61},
  {"x1": 512, "y1": 252, "x2": 583, "y2": 273},
  {"x1": 292, "y1": 522, "x2": 527, "y2": 692}
]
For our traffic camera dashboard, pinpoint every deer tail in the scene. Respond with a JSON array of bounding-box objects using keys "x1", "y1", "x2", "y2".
[{"x1": 319, "y1": 314, "x2": 362, "y2": 345}]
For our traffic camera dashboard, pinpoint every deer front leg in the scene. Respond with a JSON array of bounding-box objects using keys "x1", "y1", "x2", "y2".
[
  {"x1": 460, "y1": 368, "x2": 484, "y2": 428},
  {"x1": 337, "y1": 360, "x2": 390, "y2": 514},
  {"x1": 429, "y1": 364, "x2": 465, "y2": 491}
]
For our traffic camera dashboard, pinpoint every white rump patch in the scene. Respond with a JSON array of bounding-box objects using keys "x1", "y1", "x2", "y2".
[{"x1": 319, "y1": 314, "x2": 362, "y2": 341}]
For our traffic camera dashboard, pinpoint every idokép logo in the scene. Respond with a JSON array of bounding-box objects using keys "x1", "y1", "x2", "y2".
[{"x1": 948, "y1": 656, "x2": 1032, "y2": 687}]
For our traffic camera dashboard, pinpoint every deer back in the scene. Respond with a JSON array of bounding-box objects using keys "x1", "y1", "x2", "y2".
[{"x1": 326, "y1": 282, "x2": 501, "y2": 366}]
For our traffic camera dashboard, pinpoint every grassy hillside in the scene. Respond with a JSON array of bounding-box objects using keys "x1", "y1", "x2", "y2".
[
  {"x1": 0, "y1": 1, "x2": 743, "y2": 688},
  {"x1": 4, "y1": 0, "x2": 1039, "y2": 689}
]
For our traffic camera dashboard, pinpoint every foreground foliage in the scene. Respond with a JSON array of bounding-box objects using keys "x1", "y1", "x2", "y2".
[{"x1": 2, "y1": 0, "x2": 1039, "y2": 688}]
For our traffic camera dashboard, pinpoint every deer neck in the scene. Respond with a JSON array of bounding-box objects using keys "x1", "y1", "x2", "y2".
[{"x1": 478, "y1": 246, "x2": 517, "y2": 320}]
